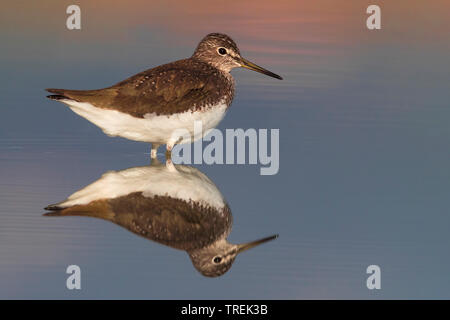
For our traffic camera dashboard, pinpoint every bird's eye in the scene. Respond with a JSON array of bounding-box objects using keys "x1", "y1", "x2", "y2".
[
  {"x1": 213, "y1": 256, "x2": 222, "y2": 264},
  {"x1": 217, "y1": 47, "x2": 227, "y2": 56}
]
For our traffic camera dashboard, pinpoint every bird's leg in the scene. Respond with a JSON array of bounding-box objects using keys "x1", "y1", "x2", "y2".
[
  {"x1": 165, "y1": 136, "x2": 182, "y2": 160},
  {"x1": 165, "y1": 144, "x2": 172, "y2": 160},
  {"x1": 151, "y1": 143, "x2": 160, "y2": 159},
  {"x1": 165, "y1": 136, "x2": 185, "y2": 160},
  {"x1": 165, "y1": 158, "x2": 177, "y2": 172}
]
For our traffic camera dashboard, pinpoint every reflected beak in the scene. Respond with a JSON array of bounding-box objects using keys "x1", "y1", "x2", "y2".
[
  {"x1": 239, "y1": 58, "x2": 283, "y2": 80},
  {"x1": 237, "y1": 234, "x2": 279, "y2": 254}
]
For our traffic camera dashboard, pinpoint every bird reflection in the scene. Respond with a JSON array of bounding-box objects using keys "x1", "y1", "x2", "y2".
[{"x1": 44, "y1": 160, "x2": 277, "y2": 277}]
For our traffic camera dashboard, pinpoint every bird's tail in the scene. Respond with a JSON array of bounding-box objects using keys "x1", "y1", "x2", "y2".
[
  {"x1": 43, "y1": 201, "x2": 114, "y2": 220},
  {"x1": 46, "y1": 94, "x2": 69, "y2": 101},
  {"x1": 45, "y1": 87, "x2": 115, "y2": 104},
  {"x1": 43, "y1": 203, "x2": 81, "y2": 217},
  {"x1": 46, "y1": 88, "x2": 73, "y2": 101}
]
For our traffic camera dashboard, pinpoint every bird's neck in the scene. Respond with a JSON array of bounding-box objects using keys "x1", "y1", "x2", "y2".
[{"x1": 191, "y1": 57, "x2": 233, "y2": 78}]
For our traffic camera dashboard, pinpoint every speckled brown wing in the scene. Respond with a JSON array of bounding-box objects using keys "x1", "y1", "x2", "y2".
[
  {"x1": 46, "y1": 59, "x2": 234, "y2": 117},
  {"x1": 110, "y1": 193, "x2": 232, "y2": 251},
  {"x1": 45, "y1": 193, "x2": 232, "y2": 252}
]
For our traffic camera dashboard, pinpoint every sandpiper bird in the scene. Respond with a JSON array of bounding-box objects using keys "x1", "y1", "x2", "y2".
[
  {"x1": 44, "y1": 161, "x2": 278, "y2": 277},
  {"x1": 46, "y1": 33, "x2": 282, "y2": 157}
]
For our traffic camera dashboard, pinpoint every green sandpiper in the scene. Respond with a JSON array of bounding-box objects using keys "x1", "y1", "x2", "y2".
[{"x1": 46, "y1": 33, "x2": 282, "y2": 158}]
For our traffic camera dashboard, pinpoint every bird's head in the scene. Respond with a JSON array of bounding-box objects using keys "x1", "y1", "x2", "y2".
[
  {"x1": 192, "y1": 33, "x2": 282, "y2": 80},
  {"x1": 188, "y1": 234, "x2": 278, "y2": 277}
]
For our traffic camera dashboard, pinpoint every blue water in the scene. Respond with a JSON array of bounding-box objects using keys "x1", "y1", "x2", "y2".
[{"x1": 1, "y1": 1, "x2": 450, "y2": 299}]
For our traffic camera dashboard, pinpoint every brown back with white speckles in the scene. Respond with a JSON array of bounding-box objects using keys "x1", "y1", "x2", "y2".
[
  {"x1": 49, "y1": 192, "x2": 233, "y2": 252},
  {"x1": 47, "y1": 58, "x2": 234, "y2": 117}
]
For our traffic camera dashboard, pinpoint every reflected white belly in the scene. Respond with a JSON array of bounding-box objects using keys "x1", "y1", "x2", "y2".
[
  {"x1": 56, "y1": 165, "x2": 226, "y2": 211},
  {"x1": 63, "y1": 99, "x2": 228, "y2": 145}
]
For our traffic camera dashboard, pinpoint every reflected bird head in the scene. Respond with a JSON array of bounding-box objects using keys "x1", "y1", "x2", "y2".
[
  {"x1": 188, "y1": 234, "x2": 278, "y2": 277},
  {"x1": 192, "y1": 33, "x2": 283, "y2": 79}
]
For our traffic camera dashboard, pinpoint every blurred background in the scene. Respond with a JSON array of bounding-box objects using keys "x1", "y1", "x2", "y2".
[{"x1": 1, "y1": 0, "x2": 450, "y2": 298}]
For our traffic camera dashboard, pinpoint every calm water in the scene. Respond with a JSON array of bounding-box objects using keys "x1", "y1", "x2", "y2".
[{"x1": 1, "y1": 1, "x2": 450, "y2": 299}]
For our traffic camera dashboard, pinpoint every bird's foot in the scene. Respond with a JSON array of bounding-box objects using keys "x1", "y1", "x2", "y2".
[
  {"x1": 165, "y1": 143, "x2": 174, "y2": 160},
  {"x1": 150, "y1": 143, "x2": 160, "y2": 159}
]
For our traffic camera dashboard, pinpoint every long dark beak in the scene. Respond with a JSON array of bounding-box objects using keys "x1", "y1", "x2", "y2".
[
  {"x1": 239, "y1": 58, "x2": 283, "y2": 80},
  {"x1": 237, "y1": 234, "x2": 279, "y2": 254}
]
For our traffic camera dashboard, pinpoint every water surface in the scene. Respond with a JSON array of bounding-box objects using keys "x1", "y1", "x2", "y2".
[{"x1": 1, "y1": 0, "x2": 450, "y2": 299}]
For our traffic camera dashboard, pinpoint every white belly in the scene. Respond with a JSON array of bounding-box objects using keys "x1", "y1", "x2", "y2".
[
  {"x1": 56, "y1": 165, "x2": 226, "y2": 211},
  {"x1": 63, "y1": 99, "x2": 228, "y2": 145}
]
